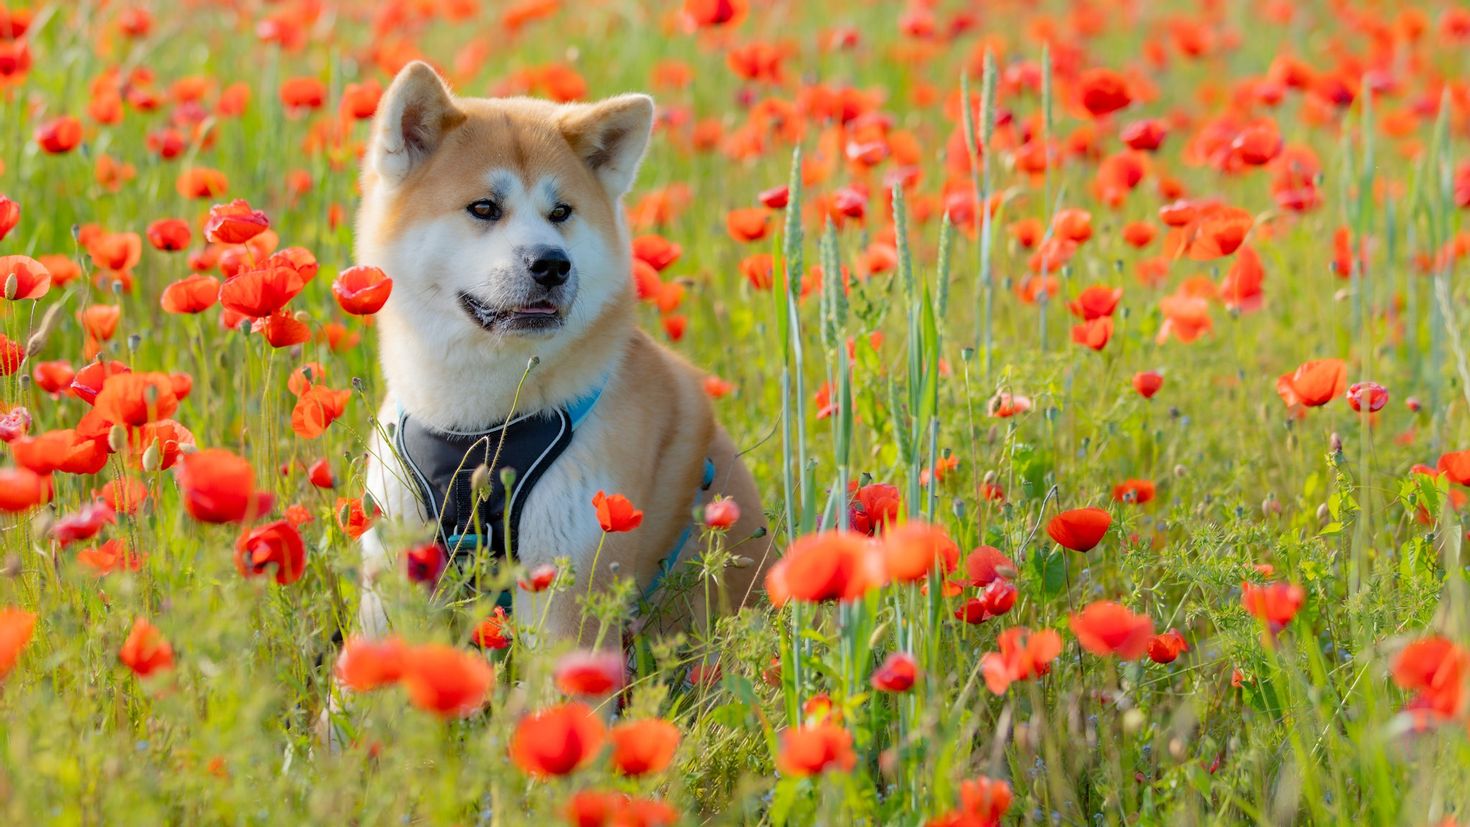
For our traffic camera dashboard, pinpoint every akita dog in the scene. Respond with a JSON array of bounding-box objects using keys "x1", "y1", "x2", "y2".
[{"x1": 352, "y1": 61, "x2": 771, "y2": 645}]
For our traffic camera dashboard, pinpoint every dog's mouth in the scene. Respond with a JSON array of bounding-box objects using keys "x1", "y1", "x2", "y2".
[{"x1": 457, "y1": 292, "x2": 565, "y2": 333}]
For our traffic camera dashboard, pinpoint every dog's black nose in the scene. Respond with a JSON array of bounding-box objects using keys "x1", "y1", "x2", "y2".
[{"x1": 524, "y1": 246, "x2": 571, "y2": 287}]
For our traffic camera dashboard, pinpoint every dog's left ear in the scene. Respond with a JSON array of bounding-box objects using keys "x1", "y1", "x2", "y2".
[{"x1": 561, "y1": 94, "x2": 655, "y2": 199}]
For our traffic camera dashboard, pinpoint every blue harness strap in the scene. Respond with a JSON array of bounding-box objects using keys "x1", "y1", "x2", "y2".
[{"x1": 642, "y1": 457, "x2": 717, "y2": 602}]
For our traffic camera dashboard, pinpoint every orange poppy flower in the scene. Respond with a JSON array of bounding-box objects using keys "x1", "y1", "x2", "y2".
[
  {"x1": 335, "y1": 636, "x2": 408, "y2": 692},
  {"x1": 99, "y1": 477, "x2": 148, "y2": 514},
  {"x1": 930, "y1": 776, "x2": 1014, "y2": 827},
  {"x1": 1068, "y1": 284, "x2": 1122, "y2": 320},
  {"x1": 609, "y1": 719, "x2": 682, "y2": 776},
  {"x1": 1112, "y1": 479, "x2": 1155, "y2": 504},
  {"x1": 1071, "y1": 316, "x2": 1113, "y2": 351},
  {"x1": 1146, "y1": 629, "x2": 1189, "y2": 664},
  {"x1": 204, "y1": 199, "x2": 270, "y2": 245},
  {"x1": 726, "y1": 207, "x2": 771, "y2": 243},
  {"x1": 510, "y1": 702, "x2": 607, "y2": 776},
  {"x1": 77, "y1": 538, "x2": 145, "y2": 576},
  {"x1": 980, "y1": 626, "x2": 1064, "y2": 695},
  {"x1": 1390, "y1": 636, "x2": 1468, "y2": 720},
  {"x1": 1046, "y1": 507, "x2": 1111, "y2": 552},
  {"x1": 146, "y1": 218, "x2": 192, "y2": 251},
  {"x1": 220, "y1": 260, "x2": 308, "y2": 319},
  {"x1": 0, "y1": 608, "x2": 37, "y2": 682},
  {"x1": 1437, "y1": 451, "x2": 1470, "y2": 486},
  {"x1": 1165, "y1": 203, "x2": 1253, "y2": 260},
  {"x1": 777, "y1": 721, "x2": 856, "y2": 777},
  {"x1": 0, "y1": 334, "x2": 23, "y2": 376},
  {"x1": 118, "y1": 617, "x2": 174, "y2": 677},
  {"x1": 1276, "y1": 358, "x2": 1346, "y2": 408},
  {"x1": 399, "y1": 643, "x2": 494, "y2": 717},
  {"x1": 765, "y1": 530, "x2": 886, "y2": 606},
  {"x1": 1069, "y1": 601, "x2": 1154, "y2": 659},
  {"x1": 93, "y1": 372, "x2": 180, "y2": 428},
  {"x1": 592, "y1": 490, "x2": 643, "y2": 533},
  {"x1": 290, "y1": 385, "x2": 351, "y2": 439},
  {"x1": 1240, "y1": 581, "x2": 1304, "y2": 631},
  {"x1": 879, "y1": 521, "x2": 959, "y2": 582},
  {"x1": 160, "y1": 275, "x2": 221, "y2": 314}
]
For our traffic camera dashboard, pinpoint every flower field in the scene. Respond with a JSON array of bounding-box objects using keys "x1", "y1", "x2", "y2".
[{"x1": 3, "y1": 0, "x2": 1470, "y2": 824}]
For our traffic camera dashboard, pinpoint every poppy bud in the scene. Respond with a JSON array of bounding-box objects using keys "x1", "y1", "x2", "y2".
[
  {"x1": 1316, "y1": 503, "x2": 1330, "y2": 523},
  {"x1": 1261, "y1": 496, "x2": 1281, "y2": 517},
  {"x1": 1329, "y1": 432, "x2": 1343, "y2": 455},
  {"x1": 1122, "y1": 708, "x2": 1145, "y2": 734},
  {"x1": 467, "y1": 465, "x2": 493, "y2": 500},
  {"x1": 107, "y1": 424, "x2": 127, "y2": 453},
  {"x1": 3, "y1": 273, "x2": 16, "y2": 300},
  {"x1": 731, "y1": 555, "x2": 754, "y2": 568},
  {"x1": 1173, "y1": 464, "x2": 1187, "y2": 478},
  {"x1": 499, "y1": 466, "x2": 516, "y2": 492},
  {"x1": 141, "y1": 440, "x2": 162, "y2": 472}
]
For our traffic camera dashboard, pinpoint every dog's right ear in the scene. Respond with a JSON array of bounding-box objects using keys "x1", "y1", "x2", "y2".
[{"x1": 368, "y1": 61, "x2": 464, "y2": 184}]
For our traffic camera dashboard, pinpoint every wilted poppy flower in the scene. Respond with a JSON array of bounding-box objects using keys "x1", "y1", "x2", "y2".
[
  {"x1": 1, "y1": 255, "x2": 50, "y2": 301},
  {"x1": 765, "y1": 530, "x2": 885, "y2": 606},
  {"x1": 177, "y1": 448, "x2": 272, "y2": 523},
  {"x1": 871, "y1": 652, "x2": 919, "y2": 692},
  {"x1": 235, "y1": 520, "x2": 306, "y2": 585},
  {"x1": 118, "y1": 617, "x2": 174, "y2": 677},
  {"x1": 0, "y1": 467, "x2": 51, "y2": 513},
  {"x1": 510, "y1": 702, "x2": 607, "y2": 777},
  {"x1": 1346, "y1": 381, "x2": 1388, "y2": 413},
  {"x1": 1240, "y1": 581, "x2": 1305, "y2": 632},
  {"x1": 1276, "y1": 358, "x2": 1346, "y2": 408},
  {"x1": 1047, "y1": 507, "x2": 1111, "y2": 552},
  {"x1": 880, "y1": 521, "x2": 959, "y2": 582},
  {"x1": 592, "y1": 490, "x2": 643, "y2": 532},
  {"x1": 401, "y1": 643, "x2": 495, "y2": 717},
  {"x1": 609, "y1": 719, "x2": 682, "y2": 776},
  {"x1": 1147, "y1": 629, "x2": 1190, "y2": 664},
  {"x1": 554, "y1": 650, "x2": 626, "y2": 696},
  {"x1": 987, "y1": 392, "x2": 1032, "y2": 418},
  {"x1": 777, "y1": 721, "x2": 856, "y2": 777},
  {"x1": 1112, "y1": 479, "x2": 1155, "y2": 504},
  {"x1": 204, "y1": 199, "x2": 269, "y2": 244},
  {"x1": 1069, "y1": 601, "x2": 1155, "y2": 659},
  {"x1": 335, "y1": 636, "x2": 408, "y2": 692},
  {"x1": 981, "y1": 626, "x2": 1064, "y2": 694},
  {"x1": 0, "y1": 608, "x2": 37, "y2": 682},
  {"x1": 332, "y1": 265, "x2": 393, "y2": 315}
]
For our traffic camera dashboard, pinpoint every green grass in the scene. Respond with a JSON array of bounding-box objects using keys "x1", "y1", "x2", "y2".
[{"x1": 2, "y1": 0, "x2": 1469, "y2": 824}]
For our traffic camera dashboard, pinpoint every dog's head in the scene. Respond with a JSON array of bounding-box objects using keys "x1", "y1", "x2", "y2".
[{"x1": 356, "y1": 61, "x2": 652, "y2": 351}]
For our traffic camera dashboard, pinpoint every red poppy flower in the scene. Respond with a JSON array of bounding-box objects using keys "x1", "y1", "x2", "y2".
[
  {"x1": 510, "y1": 702, "x2": 607, "y2": 777},
  {"x1": 554, "y1": 650, "x2": 626, "y2": 696},
  {"x1": 401, "y1": 643, "x2": 495, "y2": 717},
  {"x1": 176, "y1": 448, "x2": 272, "y2": 523},
  {"x1": 1165, "y1": 203, "x2": 1253, "y2": 260},
  {"x1": 1437, "y1": 451, "x2": 1470, "y2": 486},
  {"x1": 93, "y1": 372, "x2": 180, "y2": 428},
  {"x1": 0, "y1": 608, "x2": 37, "y2": 682},
  {"x1": 1240, "y1": 581, "x2": 1304, "y2": 631},
  {"x1": 609, "y1": 719, "x2": 682, "y2": 776},
  {"x1": 220, "y1": 260, "x2": 308, "y2": 318},
  {"x1": 70, "y1": 359, "x2": 131, "y2": 405},
  {"x1": 703, "y1": 497, "x2": 740, "y2": 529},
  {"x1": 51, "y1": 501, "x2": 116, "y2": 546},
  {"x1": 777, "y1": 721, "x2": 857, "y2": 776},
  {"x1": 1121, "y1": 118, "x2": 1167, "y2": 151},
  {"x1": 848, "y1": 482, "x2": 901, "y2": 535},
  {"x1": 1346, "y1": 381, "x2": 1388, "y2": 413},
  {"x1": 118, "y1": 617, "x2": 174, "y2": 677},
  {"x1": 1078, "y1": 68, "x2": 1132, "y2": 117},
  {"x1": 35, "y1": 115, "x2": 83, "y2": 153},
  {"x1": 99, "y1": 477, "x2": 148, "y2": 515},
  {"x1": 930, "y1": 776, "x2": 1014, "y2": 827},
  {"x1": 332, "y1": 265, "x2": 393, "y2": 315},
  {"x1": 279, "y1": 76, "x2": 327, "y2": 111},
  {"x1": 1276, "y1": 358, "x2": 1346, "y2": 408},
  {"x1": 159, "y1": 275, "x2": 221, "y2": 314},
  {"x1": 471, "y1": 608, "x2": 512, "y2": 650},
  {"x1": 592, "y1": 490, "x2": 643, "y2": 533},
  {"x1": 1071, "y1": 316, "x2": 1113, "y2": 351},
  {"x1": 1046, "y1": 507, "x2": 1112, "y2": 552},
  {"x1": 880, "y1": 521, "x2": 959, "y2": 582},
  {"x1": 519, "y1": 563, "x2": 558, "y2": 592},
  {"x1": 1, "y1": 255, "x2": 50, "y2": 301},
  {"x1": 0, "y1": 467, "x2": 51, "y2": 513},
  {"x1": 335, "y1": 636, "x2": 408, "y2": 692},
  {"x1": 1122, "y1": 221, "x2": 1157, "y2": 247},
  {"x1": 1112, "y1": 479, "x2": 1155, "y2": 505},
  {"x1": 631, "y1": 235, "x2": 681, "y2": 271},
  {"x1": 1068, "y1": 284, "x2": 1122, "y2": 320},
  {"x1": 1132, "y1": 371, "x2": 1164, "y2": 398},
  {"x1": 146, "y1": 218, "x2": 192, "y2": 251},
  {"x1": 0, "y1": 195, "x2": 18, "y2": 243},
  {"x1": 235, "y1": 520, "x2": 307, "y2": 585},
  {"x1": 563, "y1": 791, "x2": 678, "y2": 827},
  {"x1": 1390, "y1": 636, "x2": 1469, "y2": 720},
  {"x1": 960, "y1": 546, "x2": 1016, "y2": 588},
  {"x1": 765, "y1": 530, "x2": 886, "y2": 606},
  {"x1": 204, "y1": 199, "x2": 269, "y2": 244},
  {"x1": 335, "y1": 496, "x2": 377, "y2": 539},
  {"x1": 1147, "y1": 629, "x2": 1190, "y2": 664},
  {"x1": 1069, "y1": 601, "x2": 1155, "y2": 659},
  {"x1": 404, "y1": 542, "x2": 445, "y2": 586},
  {"x1": 870, "y1": 651, "x2": 918, "y2": 692}
]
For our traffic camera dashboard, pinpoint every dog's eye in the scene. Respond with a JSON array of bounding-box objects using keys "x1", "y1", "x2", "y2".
[
  {"x1": 467, "y1": 200, "x2": 502, "y2": 221},
  {"x1": 548, "y1": 204, "x2": 573, "y2": 224}
]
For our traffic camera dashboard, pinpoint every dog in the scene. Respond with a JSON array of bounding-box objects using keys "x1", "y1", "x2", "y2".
[{"x1": 351, "y1": 61, "x2": 771, "y2": 647}]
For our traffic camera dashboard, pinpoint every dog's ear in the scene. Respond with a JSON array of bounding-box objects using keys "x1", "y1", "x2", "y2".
[
  {"x1": 369, "y1": 61, "x2": 464, "y2": 184},
  {"x1": 560, "y1": 94, "x2": 655, "y2": 199}
]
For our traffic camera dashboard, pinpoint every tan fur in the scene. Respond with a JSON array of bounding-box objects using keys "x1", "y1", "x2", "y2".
[{"x1": 354, "y1": 62, "x2": 772, "y2": 644}]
